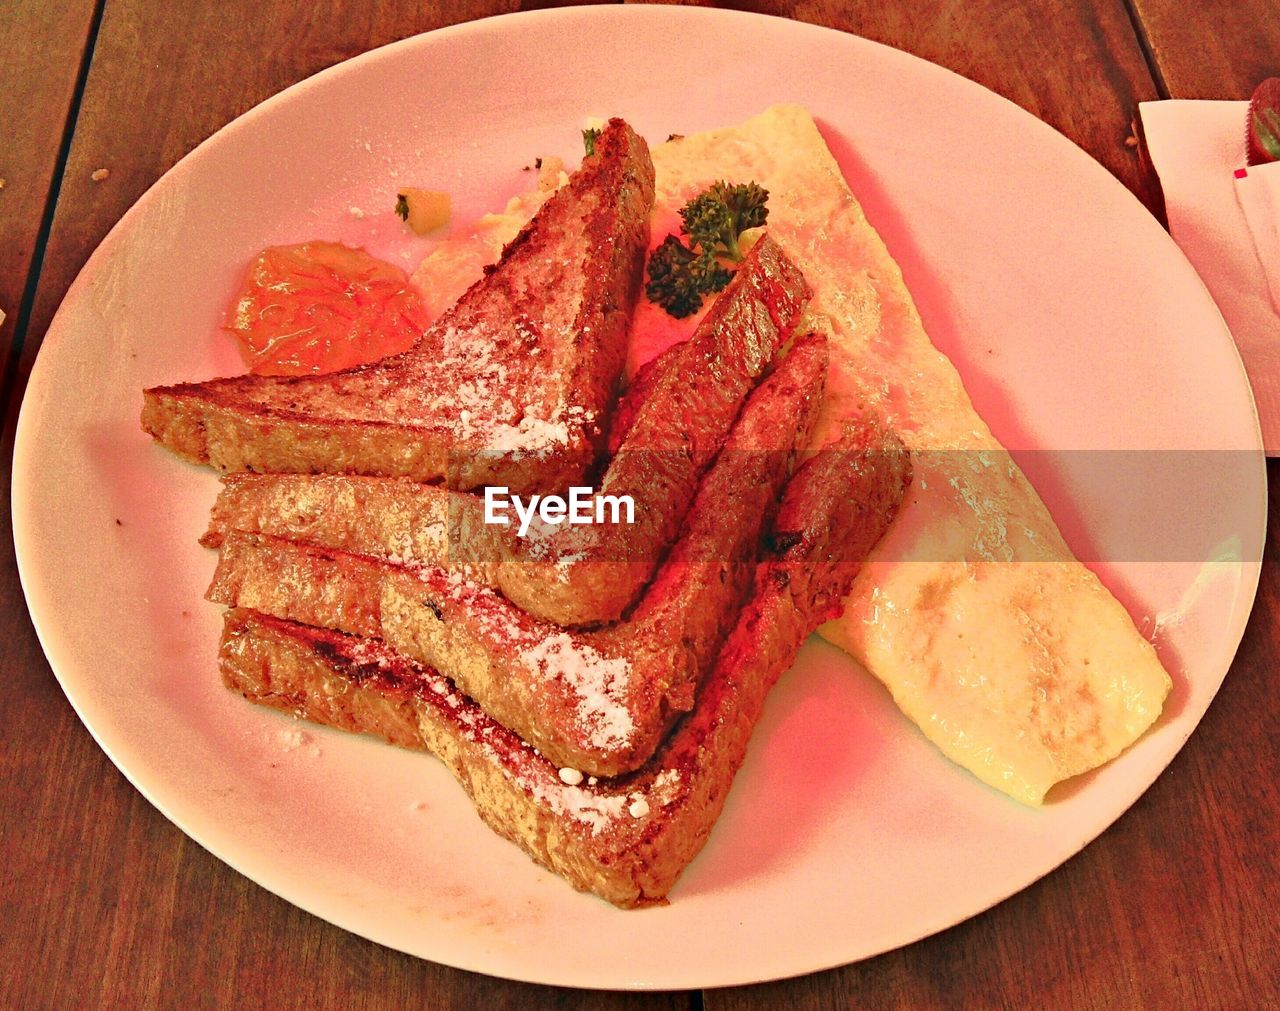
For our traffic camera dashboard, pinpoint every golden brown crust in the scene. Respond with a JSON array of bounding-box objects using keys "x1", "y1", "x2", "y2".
[
  {"x1": 201, "y1": 235, "x2": 813, "y2": 632},
  {"x1": 200, "y1": 472, "x2": 504, "y2": 568},
  {"x1": 499, "y1": 234, "x2": 812, "y2": 624},
  {"x1": 392, "y1": 333, "x2": 832, "y2": 774},
  {"x1": 208, "y1": 334, "x2": 830, "y2": 776},
  {"x1": 218, "y1": 420, "x2": 910, "y2": 907},
  {"x1": 207, "y1": 533, "x2": 387, "y2": 638},
  {"x1": 143, "y1": 119, "x2": 654, "y2": 495}
]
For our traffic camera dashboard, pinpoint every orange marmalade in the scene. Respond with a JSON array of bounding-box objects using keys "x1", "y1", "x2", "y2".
[{"x1": 226, "y1": 241, "x2": 430, "y2": 376}]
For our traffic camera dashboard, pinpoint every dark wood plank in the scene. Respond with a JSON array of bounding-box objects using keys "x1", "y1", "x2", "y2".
[
  {"x1": 0, "y1": 1, "x2": 97, "y2": 398},
  {"x1": 1129, "y1": 0, "x2": 1280, "y2": 100},
  {"x1": 13, "y1": 0, "x2": 537, "y2": 411},
  {"x1": 1, "y1": 0, "x2": 686, "y2": 1006},
  {"x1": 627, "y1": 0, "x2": 1164, "y2": 216}
]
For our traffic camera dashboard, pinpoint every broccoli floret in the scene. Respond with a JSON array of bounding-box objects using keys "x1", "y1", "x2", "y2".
[
  {"x1": 583, "y1": 127, "x2": 602, "y2": 157},
  {"x1": 680, "y1": 192, "x2": 740, "y2": 260},
  {"x1": 712, "y1": 181, "x2": 769, "y2": 233},
  {"x1": 645, "y1": 236, "x2": 708, "y2": 318},
  {"x1": 679, "y1": 182, "x2": 770, "y2": 263},
  {"x1": 644, "y1": 180, "x2": 770, "y2": 317},
  {"x1": 645, "y1": 236, "x2": 733, "y2": 318}
]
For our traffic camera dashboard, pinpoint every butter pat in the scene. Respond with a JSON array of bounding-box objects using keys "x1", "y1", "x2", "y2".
[{"x1": 397, "y1": 187, "x2": 450, "y2": 235}]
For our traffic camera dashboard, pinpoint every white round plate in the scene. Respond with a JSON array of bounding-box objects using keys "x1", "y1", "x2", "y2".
[{"x1": 13, "y1": 6, "x2": 1266, "y2": 990}]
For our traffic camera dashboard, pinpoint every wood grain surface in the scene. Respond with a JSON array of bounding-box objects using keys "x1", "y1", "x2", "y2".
[
  {"x1": 1130, "y1": 0, "x2": 1280, "y2": 99},
  {"x1": 2, "y1": 0, "x2": 1278, "y2": 1007},
  {"x1": 0, "y1": 2, "x2": 98, "y2": 407},
  {"x1": 629, "y1": 0, "x2": 1165, "y2": 214}
]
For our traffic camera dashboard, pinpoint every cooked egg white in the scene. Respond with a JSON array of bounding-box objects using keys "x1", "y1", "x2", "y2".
[
  {"x1": 412, "y1": 106, "x2": 1172, "y2": 805},
  {"x1": 644, "y1": 105, "x2": 1171, "y2": 805}
]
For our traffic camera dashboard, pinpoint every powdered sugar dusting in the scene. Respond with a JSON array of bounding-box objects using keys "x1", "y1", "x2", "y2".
[
  {"x1": 486, "y1": 404, "x2": 593, "y2": 453},
  {"x1": 344, "y1": 636, "x2": 403, "y2": 669},
  {"x1": 313, "y1": 626, "x2": 675, "y2": 840},
  {"x1": 530, "y1": 783, "x2": 629, "y2": 835},
  {"x1": 649, "y1": 768, "x2": 684, "y2": 807},
  {"x1": 409, "y1": 321, "x2": 593, "y2": 453},
  {"x1": 262, "y1": 313, "x2": 595, "y2": 455},
  {"x1": 518, "y1": 633, "x2": 634, "y2": 750},
  {"x1": 516, "y1": 772, "x2": 680, "y2": 836},
  {"x1": 415, "y1": 565, "x2": 636, "y2": 752}
]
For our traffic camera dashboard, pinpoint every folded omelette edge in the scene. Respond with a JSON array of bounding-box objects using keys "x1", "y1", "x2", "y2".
[{"x1": 641, "y1": 104, "x2": 1173, "y2": 806}]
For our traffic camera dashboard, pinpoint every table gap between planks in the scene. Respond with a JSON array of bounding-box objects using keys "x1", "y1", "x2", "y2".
[{"x1": 1, "y1": 0, "x2": 1276, "y2": 1008}]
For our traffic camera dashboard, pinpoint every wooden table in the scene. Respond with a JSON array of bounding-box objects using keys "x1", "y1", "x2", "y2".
[{"x1": 3, "y1": 2, "x2": 1277, "y2": 1006}]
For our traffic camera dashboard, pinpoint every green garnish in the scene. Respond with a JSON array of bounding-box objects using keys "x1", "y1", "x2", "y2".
[
  {"x1": 583, "y1": 127, "x2": 602, "y2": 157},
  {"x1": 645, "y1": 235, "x2": 733, "y2": 319},
  {"x1": 645, "y1": 181, "x2": 770, "y2": 318},
  {"x1": 394, "y1": 193, "x2": 409, "y2": 221}
]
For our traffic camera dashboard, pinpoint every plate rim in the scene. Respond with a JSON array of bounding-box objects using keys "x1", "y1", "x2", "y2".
[{"x1": 11, "y1": 4, "x2": 1268, "y2": 989}]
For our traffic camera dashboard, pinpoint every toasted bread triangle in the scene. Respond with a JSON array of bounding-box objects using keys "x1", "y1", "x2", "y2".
[
  {"x1": 207, "y1": 334, "x2": 835, "y2": 775},
  {"x1": 142, "y1": 119, "x2": 655, "y2": 493},
  {"x1": 201, "y1": 235, "x2": 814, "y2": 628},
  {"x1": 217, "y1": 423, "x2": 910, "y2": 907}
]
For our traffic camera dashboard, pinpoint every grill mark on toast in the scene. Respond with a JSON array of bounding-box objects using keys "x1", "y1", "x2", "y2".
[
  {"x1": 217, "y1": 421, "x2": 909, "y2": 907},
  {"x1": 142, "y1": 119, "x2": 655, "y2": 494},
  {"x1": 209, "y1": 333, "x2": 830, "y2": 776}
]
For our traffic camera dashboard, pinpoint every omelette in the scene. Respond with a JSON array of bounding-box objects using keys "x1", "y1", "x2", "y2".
[{"x1": 418, "y1": 105, "x2": 1173, "y2": 806}]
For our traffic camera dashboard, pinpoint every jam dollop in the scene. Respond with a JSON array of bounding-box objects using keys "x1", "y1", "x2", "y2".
[{"x1": 226, "y1": 241, "x2": 429, "y2": 375}]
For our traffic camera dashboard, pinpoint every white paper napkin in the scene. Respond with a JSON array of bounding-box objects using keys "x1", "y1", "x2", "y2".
[
  {"x1": 1234, "y1": 163, "x2": 1280, "y2": 313},
  {"x1": 1141, "y1": 99, "x2": 1280, "y2": 453}
]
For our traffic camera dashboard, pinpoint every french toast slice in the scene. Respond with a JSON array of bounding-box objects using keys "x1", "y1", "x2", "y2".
[
  {"x1": 142, "y1": 118, "x2": 654, "y2": 494},
  {"x1": 201, "y1": 236, "x2": 812, "y2": 627},
  {"x1": 217, "y1": 422, "x2": 911, "y2": 907},
  {"x1": 208, "y1": 334, "x2": 831, "y2": 775},
  {"x1": 540, "y1": 234, "x2": 810, "y2": 622},
  {"x1": 206, "y1": 236, "x2": 814, "y2": 624}
]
